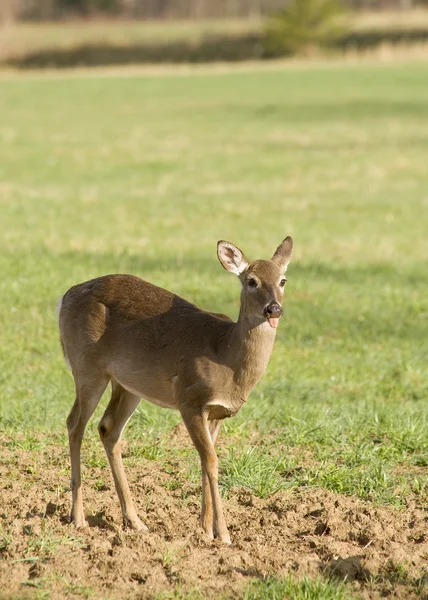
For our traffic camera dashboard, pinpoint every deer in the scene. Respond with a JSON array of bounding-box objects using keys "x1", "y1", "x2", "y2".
[{"x1": 58, "y1": 237, "x2": 293, "y2": 545}]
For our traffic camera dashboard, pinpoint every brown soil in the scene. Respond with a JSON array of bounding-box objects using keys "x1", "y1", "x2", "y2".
[{"x1": 0, "y1": 433, "x2": 427, "y2": 599}]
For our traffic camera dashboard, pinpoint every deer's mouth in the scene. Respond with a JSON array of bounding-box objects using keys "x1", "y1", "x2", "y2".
[{"x1": 263, "y1": 303, "x2": 283, "y2": 328}]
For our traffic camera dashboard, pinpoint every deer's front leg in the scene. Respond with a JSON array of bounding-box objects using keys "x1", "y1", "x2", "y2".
[
  {"x1": 181, "y1": 409, "x2": 230, "y2": 545},
  {"x1": 201, "y1": 419, "x2": 222, "y2": 538}
]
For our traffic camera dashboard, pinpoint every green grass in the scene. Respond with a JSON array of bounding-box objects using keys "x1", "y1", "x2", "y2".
[
  {"x1": 0, "y1": 61, "x2": 427, "y2": 496},
  {"x1": 155, "y1": 574, "x2": 352, "y2": 600},
  {"x1": 243, "y1": 575, "x2": 351, "y2": 600},
  {"x1": 0, "y1": 60, "x2": 427, "y2": 596}
]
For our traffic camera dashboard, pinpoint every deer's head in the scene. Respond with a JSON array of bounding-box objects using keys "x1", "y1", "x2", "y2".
[{"x1": 217, "y1": 237, "x2": 293, "y2": 329}]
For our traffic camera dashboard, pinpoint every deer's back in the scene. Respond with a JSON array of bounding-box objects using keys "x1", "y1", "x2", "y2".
[{"x1": 59, "y1": 274, "x2": 233, "y2": 376}]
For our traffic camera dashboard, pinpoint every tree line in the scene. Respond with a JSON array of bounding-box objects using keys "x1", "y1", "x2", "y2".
[
  {"x1": 1, "y1": 0, "x2": 422, "y2": 22},
  {"x1": 2, "y1": 0, "x2": 285, "y2": 21}
]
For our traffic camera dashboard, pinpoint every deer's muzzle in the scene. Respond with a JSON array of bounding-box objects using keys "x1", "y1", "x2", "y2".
[{"x1": 263, "y1": 302, "x2": 283, "y2": 329}]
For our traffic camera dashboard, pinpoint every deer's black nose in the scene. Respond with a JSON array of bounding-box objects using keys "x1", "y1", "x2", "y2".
[{"x1": 263, "y1": 302, "x2": 283, "y2": 319}]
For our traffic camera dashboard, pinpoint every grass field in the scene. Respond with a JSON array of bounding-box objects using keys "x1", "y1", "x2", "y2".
[{"x1": 0, "y1": 61, "x2": 427, "y2": 598}]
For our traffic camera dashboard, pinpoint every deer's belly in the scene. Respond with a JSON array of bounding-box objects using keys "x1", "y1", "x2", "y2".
[
  {"x1": 115, "y1": 377, "x2": 179, "y2": 410},
  {"x1": 144, "y1": 393, "x2": 179, "y2": 410}
]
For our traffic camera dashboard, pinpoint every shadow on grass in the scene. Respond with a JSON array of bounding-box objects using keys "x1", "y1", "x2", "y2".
[
  {"x1": 4, "y1": 28, "x2": 428, "y2": 69},
  {"x1": 343, "y1": 27, "x2": 428, "y2": 49},
  {"x1": 6, "y1": 33, "x2": 264, "y2": 69}
]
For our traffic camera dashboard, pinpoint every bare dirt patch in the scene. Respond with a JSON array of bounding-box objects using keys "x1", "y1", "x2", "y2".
[{"x1": 0, "y1": 434, "x2": 427, "y2": 599}]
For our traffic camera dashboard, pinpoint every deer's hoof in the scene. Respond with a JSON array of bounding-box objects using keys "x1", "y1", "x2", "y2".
[
  {"x1": 71, "y1": 514, "x2": 88, "y2": 529},
  {"x1": 123, "y1": 516, "x2": 149, "y2": 532},
  {"x1": 201, "y1": 521, "x2": 214, "y2": 540},
  {"x1": 214, "y1": 530, "x2": 232, "y2": 545}
]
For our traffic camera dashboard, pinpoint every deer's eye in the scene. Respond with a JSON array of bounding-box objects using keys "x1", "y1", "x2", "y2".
[
  {"x1": 247, "y1": 278, "x2": 258, "y2": 288},
  {"x1": 280, "y1": 278, "x2": 287, "y2": 287}
]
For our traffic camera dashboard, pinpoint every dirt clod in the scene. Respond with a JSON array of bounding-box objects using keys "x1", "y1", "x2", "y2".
[{"x1": 328, "y1": 555, "x2": 370, "y2": 582}]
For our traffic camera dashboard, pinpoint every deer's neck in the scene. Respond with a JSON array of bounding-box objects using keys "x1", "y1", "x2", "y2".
[{"x1": 227, "y1": 313, "x2": 276, "y2": 395}]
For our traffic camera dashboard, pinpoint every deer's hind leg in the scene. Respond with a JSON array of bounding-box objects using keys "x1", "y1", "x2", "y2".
[
  {"x1": 67, "y1": 374, "x2": 109, "y2": 528},
  {"x1": 98, "y1": 380, "x2": 146, "y2": 531}
]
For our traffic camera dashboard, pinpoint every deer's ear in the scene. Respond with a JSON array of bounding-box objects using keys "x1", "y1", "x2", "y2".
[
  {"x1": 271, "y1": 236, "x2": 293, "y2": 272},
  {"x1": 217, "y1": 241, "x2": 249, "y2": 276}
]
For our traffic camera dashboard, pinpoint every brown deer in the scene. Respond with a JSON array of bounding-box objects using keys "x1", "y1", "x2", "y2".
[{"x1": 58, "y1": 237, "x2": 293, "y2": 544}]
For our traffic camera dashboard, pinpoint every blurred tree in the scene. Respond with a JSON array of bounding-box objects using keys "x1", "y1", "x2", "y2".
[
  {"x1": 0, "y1": 0, "x2": 16, "y2": 63},
  {"x1": 0, "y1": 0, "x2": 17, "y2": 24},
  {"x1": 8, "y1": 0, "x2": 425, "y2": 20},
  {"x1": 119, "y1": 0, "x2": 136, "y2": 17},
  {"x1": 10, "y1": 0, "x2": 289, "y2": 20},
  {"x1": 57, "y1": 0, "x2": 119, "y2": 15},
  {"x1": 265, "y1": 0, "x2": 349, "y2": 55},
  {"x1": 40, "y1": 0, "x2": 56, "y2": 18}
]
